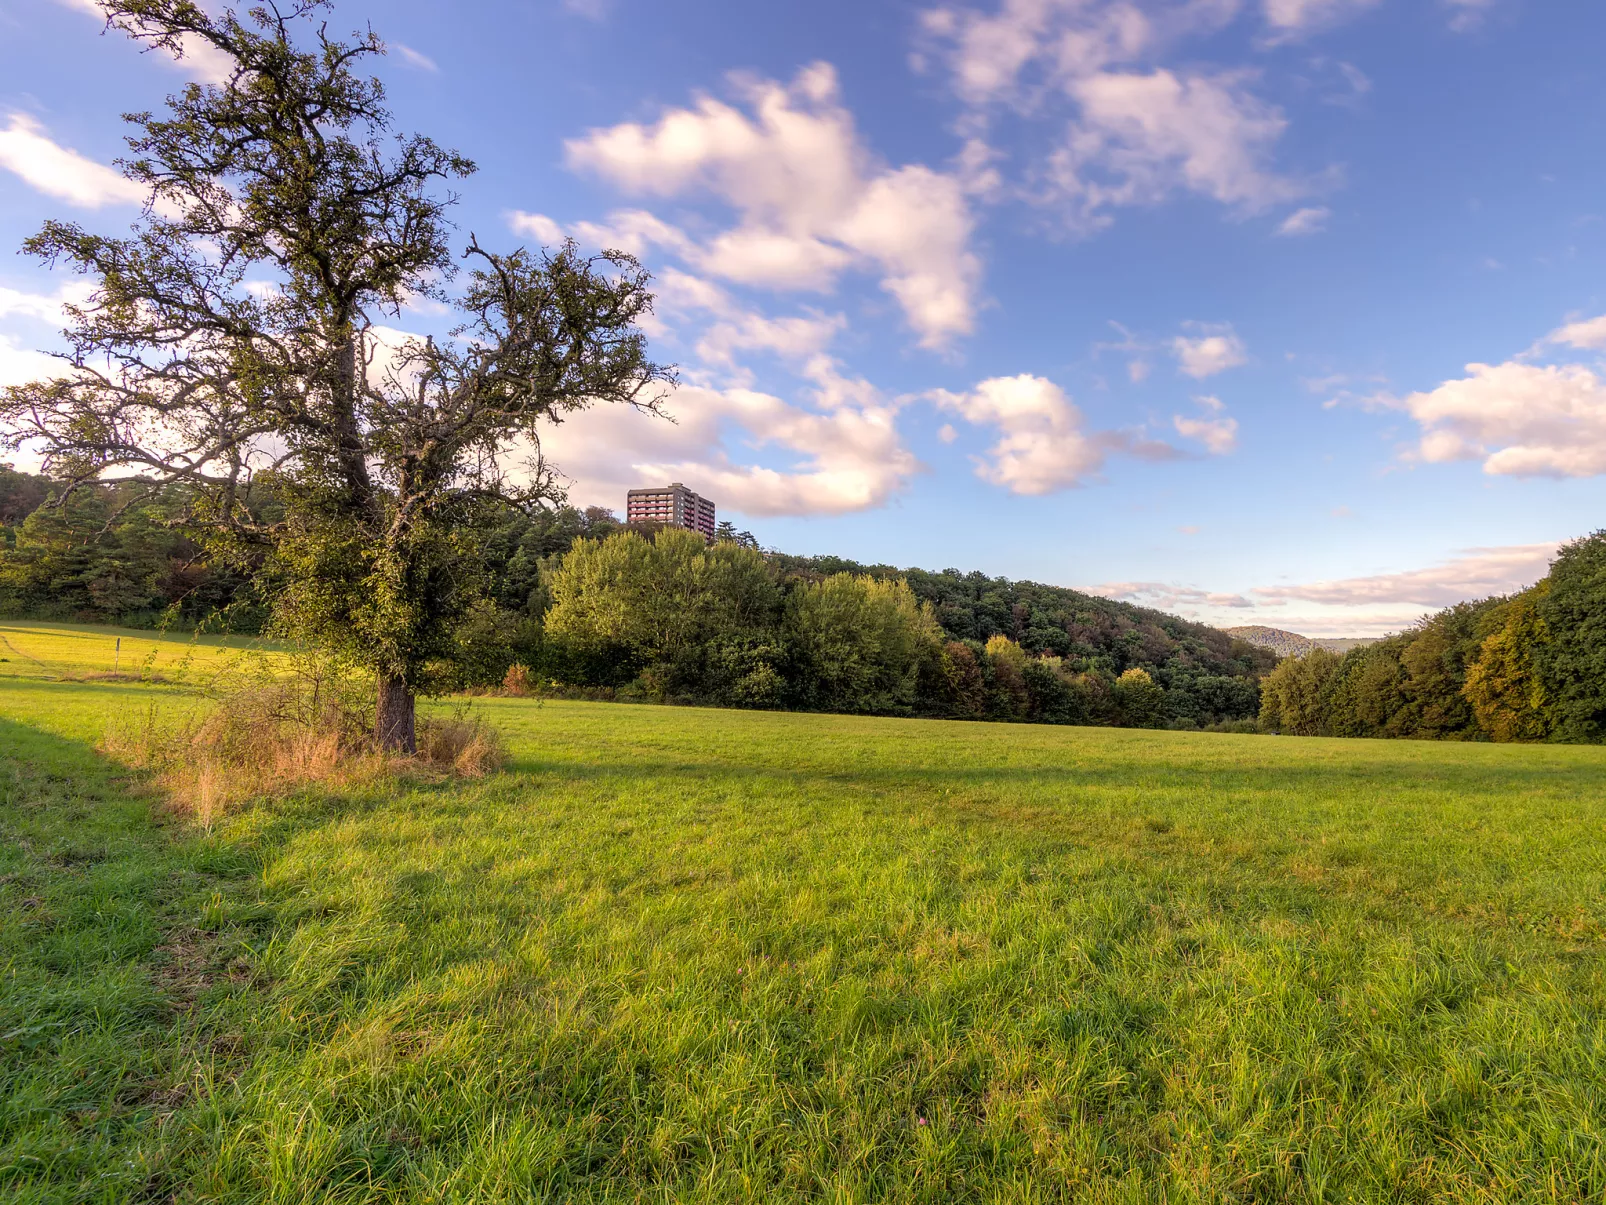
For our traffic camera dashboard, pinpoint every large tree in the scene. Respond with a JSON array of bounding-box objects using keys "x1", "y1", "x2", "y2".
[{"x1": 0, "y1": 0, "x2": 671, "y2": 750}]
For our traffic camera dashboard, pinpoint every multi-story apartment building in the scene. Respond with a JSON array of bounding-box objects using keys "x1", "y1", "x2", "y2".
[{"x1": 626, "y1": 482, "x2": 717, "y2": 539}]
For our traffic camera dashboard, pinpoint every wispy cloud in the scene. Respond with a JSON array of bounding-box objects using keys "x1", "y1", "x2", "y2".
[
  {"x1": 1253, "y1": 543, "x2": 1557, "y2": 606},
  {"x1": 0, "y1": 113, "x2": 143, "y2": 208},
  {"x1": 51, "y1": 0, "x2": 234, "y2": 82},
  {"x1": 1276, "y1": 205, "x2": 1330, "y2": 236},
  {"x1": 391, "y1": 43, "x2": 439, "y2": 73}
]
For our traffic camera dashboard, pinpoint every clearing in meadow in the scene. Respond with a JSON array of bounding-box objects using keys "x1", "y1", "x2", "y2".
[{"x1": 1, "y1": 621, "x2": 1603, "y2": 1203}]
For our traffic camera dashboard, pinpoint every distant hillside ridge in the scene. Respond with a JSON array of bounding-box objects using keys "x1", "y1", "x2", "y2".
[{"x1": 1223, "y1": 625, "x2": 1377, "y2": 658}]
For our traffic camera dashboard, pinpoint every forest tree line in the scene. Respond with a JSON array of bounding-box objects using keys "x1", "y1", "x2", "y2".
[
  {"x1": 8, "y1": 464, "x2": 1598, "y2": 741},
  {"x1": 0, "y1": 467, "x2": 1273, "y2": 729},
  {"x1": 1260, "y1": 530, "x2": 1605, "y2": 743}
]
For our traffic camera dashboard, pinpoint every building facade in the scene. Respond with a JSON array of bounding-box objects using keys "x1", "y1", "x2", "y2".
[{"x1": 626, "y1": 482, "x2": 717, "y2": 539}]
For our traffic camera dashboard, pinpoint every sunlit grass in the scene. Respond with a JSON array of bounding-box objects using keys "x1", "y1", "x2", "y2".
[
  {"x1": 2, "y1": 630, "x2": 1604, "y2": 1202},
  {"x1": 0, "y1": 619, "x2": 282, "y2": 684}
]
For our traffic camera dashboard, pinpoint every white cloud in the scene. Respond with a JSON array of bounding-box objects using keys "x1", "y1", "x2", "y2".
[
  {"x1": 1172, "y1": 323, "x2": 1247, "y2": 377},
  {"x1": 1443, "y1": 0, "x2": 1494, "y2": 32},
  {"x1": 918, "y1": 0, "x2": 1159, "y2": 107},
  {"x1": 1401, "y1": 360, "x2": 1606, "y2": 478},
  {"x1": 0, "y1": 281, "x2": 94, "y2": 324},
  {"x1": 1048, "y1": 68, "x2": 1304, "y2": 224},
  {"x1": 930, "y1": 374, "x2": 1108, "y2": 493},
  {"x1": 1093, "y1": 581, "x2": 1256, "y2": 610},
  {"x1": 1087, "y1": 541, "x2": 1557, "y2": 637},
  {"x1": 696, "y1": 310, "x2": 845, "y2": 368},
  {"x1": 0, "y1": 334, "x2": 66, "y2": 389},
  {"x1": 920, "y1": 1, "x2": 1317, "y2": 229},
  {"x1": 1253, "y1": 543, "x2": 1558, "y2": 607},
  {"x1": 1276, "y1": 205, "x2": 1330, "y2": 236},
  {"x1": 537, "y1": 365, "x2": 918, "y2": 517},
  {"x1": 392, "y1": 43, "x2": 439, "y2": 73},
  {"x1": 1261, "y1": 0, "x2": 1381, "y2": 36},
  {"x1": 929, "y1": 372, "x2": 1178, "y2": 493},
  {"x1": 506, "y1": 211, "x2": 567, "y2": 245},
  {"x1": 562, "y1": 64, "x2": 980, "y2": 348},
  {"x1": 571, "y1": 210, "x2": 697, "y2": 260},
  {"x1": 0, "y1": 114, "x2": 144, "y2": 209},
  {"x1": 51, "y1": 0, "x2": 234, "y2": 83},
  {"x1": 1173, "y1": 394, "x2": 1238, "y2": 453},
  {"x1": 1546, "y1": 313, "x2": 1606, "y2": 351}
]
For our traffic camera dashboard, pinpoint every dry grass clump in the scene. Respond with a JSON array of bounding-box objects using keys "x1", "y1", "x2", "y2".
[
  {"x1": 104, "y1": 664, "x2": 506, "y2": 827},
  {"x1": 416, "y1": 711, "x2": 509, "y2": 778},
  {"x1": 501, "y1": 663, "x2": 535, "y2": 696}
]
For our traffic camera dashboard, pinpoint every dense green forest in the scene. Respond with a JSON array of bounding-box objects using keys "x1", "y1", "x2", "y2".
[
  {"x1": 1260, "y1": 530, "x2": 1605, "y2": 744},
  {"x1": 11, "y1": 465, "x2": 1598, "y2": 741},
  {"x1": 0, "y1": 467, "x2": 1272, "y2": 729}
]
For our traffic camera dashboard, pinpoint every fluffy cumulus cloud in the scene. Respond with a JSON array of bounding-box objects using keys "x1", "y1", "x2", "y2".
[
  {"x1": 1172, "y1": 395, "x2": 1239, "y2": 453},
  {"x1": 535, "y1": 362, "x2": 919, "y2": 517},
  {"x1": 561, "y1": 64, "x2": 980, "y2": 348},
  {"x1": 1401, "y1": 360, "x2": 1606, "y2": 478},
  {"x1": 1546, "y1": 312, "x2": 1606, "y2": 351},
  {"x1": 918, "y1": 0, "x2": 1319, "y2": 230},
  {"x1": 929, "y1": 373, "x2": 1180, "y2": 493},
  {"x1": 930, "y1": 374, "x2": 1108, "y2": 492},
  {"x1": 1253, "y1": 543, "x2": 1558, "y2": 607},
  {"x1": 1172, "y1": 323, "x2": 1247, "y2": 377},
  {"x1": 0, "y1": 114, "x2": 144, "y2": 208}
]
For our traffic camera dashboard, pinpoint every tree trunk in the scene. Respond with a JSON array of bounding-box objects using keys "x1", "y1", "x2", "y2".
[{"x1": 376, "y1": 674, "x2": 416, "y2": 754}]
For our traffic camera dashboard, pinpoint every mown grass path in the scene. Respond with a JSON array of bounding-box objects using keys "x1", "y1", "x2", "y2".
[{"x1": 2, "y1": 644, "x2": 1605, "y2": 1202}]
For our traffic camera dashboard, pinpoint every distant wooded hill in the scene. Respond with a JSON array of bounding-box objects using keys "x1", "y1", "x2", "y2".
[{"x1": 1223, "y1": 625, "x2": 1376, "y2": 658}]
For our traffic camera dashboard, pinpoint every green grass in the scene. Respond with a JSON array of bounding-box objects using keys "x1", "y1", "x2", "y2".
[
  {"x1": 2, "y1": 624, "x2": 1605, "y2": 1202},
  {"x1": 0, "y1": 619, "x2": 281, "y2": 684}
]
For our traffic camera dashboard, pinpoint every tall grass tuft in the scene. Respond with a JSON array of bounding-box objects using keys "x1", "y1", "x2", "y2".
[{"x1": 103, "y1": 658, "x2": 506, "y2": 824}]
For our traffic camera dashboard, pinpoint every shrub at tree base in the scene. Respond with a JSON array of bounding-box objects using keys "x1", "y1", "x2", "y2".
[{"x1": 103, "y1": 671, "x2": 506, "y2": 825}]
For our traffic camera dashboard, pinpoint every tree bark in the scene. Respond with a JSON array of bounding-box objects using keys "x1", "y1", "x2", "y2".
[{"x1": 376, "y1": 674, "x2": 416, "y2": 754}]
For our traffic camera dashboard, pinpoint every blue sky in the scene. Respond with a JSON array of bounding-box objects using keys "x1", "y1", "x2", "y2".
[{"x1": 1, "y1": 0, "x2": 1603, "y2": 635}]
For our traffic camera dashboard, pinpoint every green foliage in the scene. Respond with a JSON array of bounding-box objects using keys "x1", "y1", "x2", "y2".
[
  {"x1": 1259, "y1": 647, "x2": 1343, "y2": 735},
  {"x1": 1255, "y1": 532, "x2": 1606, "y2": 745},
  {"x1": 774, "y1": 553, "x2": 1278, "y2": 688},
  {"x1": 0, "y1": 3, "x2": 669, "y2": 749},
  {"x1": 1535, "y1": 530, "x2": 1606, "y2": 742},
  {"x1": 545, "y1": 528, "x2": 781, "y2": 701},
  {"x1": 1464, "y1": 585, "x2": 1552, "y2": 743},
  {"x1": 0, "y1": 475, "x2": 257, "y2": 627},
  {"x1": 1112, "y1": 666, "x2": 1167, "y2": 728},
  {"x1": 785, "y1": 574, "x2": 943, "y2": 714}
]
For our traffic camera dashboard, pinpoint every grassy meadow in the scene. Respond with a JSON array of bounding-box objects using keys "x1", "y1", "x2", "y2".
[{"x1": 2, "y1": 623, "x2": 1604, "y2": 1202}]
